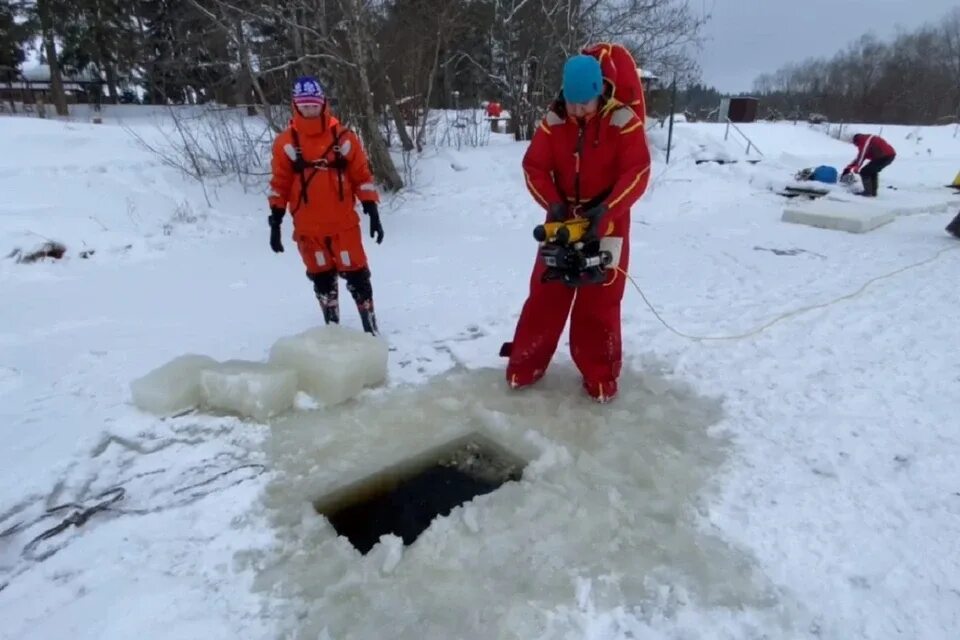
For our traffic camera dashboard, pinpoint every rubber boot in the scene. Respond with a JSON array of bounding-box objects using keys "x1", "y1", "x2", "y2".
[
  {"x1": 307, "y1": 270, "x2": 339, "y2": 325},
  {"x1": 947, "y1": 211, "x2": 960, "y2": 239},
  {"x1": 342, "y1": 267, "x2": 379, "y2": 335}
]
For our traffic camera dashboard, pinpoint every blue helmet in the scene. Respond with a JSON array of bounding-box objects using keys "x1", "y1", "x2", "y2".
[{"x1": 562, "y1": 55, "x2": 603, "y2": 104}]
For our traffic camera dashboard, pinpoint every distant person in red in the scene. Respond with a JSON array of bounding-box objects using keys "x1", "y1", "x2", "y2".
[
  {"x1": 486, "y1": 101, "x2": 503, "y2": 118},
  {"x1": 841, "y1": 133, "x2": 896, "y2": 197}
]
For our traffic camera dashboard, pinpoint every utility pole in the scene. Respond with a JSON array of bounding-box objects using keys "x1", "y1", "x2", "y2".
[{"x1": 666, "y1": 75, "x2": 678, "y2": 164}]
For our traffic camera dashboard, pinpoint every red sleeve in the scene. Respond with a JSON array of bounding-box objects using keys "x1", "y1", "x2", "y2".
[
  {"x1": 521, "y1": 117, "x2": 563, "y2": 210},
  {"x1": 602, "y1": 114, "x2": 651, "y2": 222},
  {"x1": 845, "y1": 138, "x2": 868, "y2": 174},
  {"x1": 268, "y1": 130, "x2": 294, "y2": 210}
]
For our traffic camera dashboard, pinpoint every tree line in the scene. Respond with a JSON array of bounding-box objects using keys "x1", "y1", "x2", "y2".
[
  {"x1": 0, "y1": 0, "x2": 706, "y2": 189},
  {"x1": 752, "y1": 8, "x2": 960, "y2": 125}
]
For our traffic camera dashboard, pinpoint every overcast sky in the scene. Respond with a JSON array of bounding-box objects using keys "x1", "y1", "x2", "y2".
[{"x1": 698, "y1": 0, "x2": 958, "y2": 93}]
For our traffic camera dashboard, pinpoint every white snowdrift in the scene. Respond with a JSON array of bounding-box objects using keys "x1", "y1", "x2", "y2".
[{"x1": 0, "y1": 117, "x2": 256, "y2": 269}]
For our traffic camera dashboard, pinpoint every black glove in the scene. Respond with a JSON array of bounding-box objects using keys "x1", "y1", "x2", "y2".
[
  {"x1": 547, "y1": 202, "x2": 567, "y2": 222},
  {"x1": 361, "y1": 200, "x2": 384, "y2": 244},
  {"x1": 581, "y1": 203, "x2": 608, "y2": 241},
  {"x1": 268, "y1": 207, "x2": 284, "y2": 253}
]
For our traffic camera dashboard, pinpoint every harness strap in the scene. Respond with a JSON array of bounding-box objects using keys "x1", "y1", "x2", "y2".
[
  {"x1": 288, "y1": 126, "x2": 348, "y2": 213},
  {"x1": 291, "y1": 128, "x2": 309, "y2": 212},
  {"x1": 331, "y1": 126, "x2": 345, "y2": 201}
]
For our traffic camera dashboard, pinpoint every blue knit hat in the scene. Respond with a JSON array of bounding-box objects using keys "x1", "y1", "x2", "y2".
[
  {"x1": 562, "y1": 55, "x2": 603, "y2": 104},
  {"x1": 292, "y1": 75, "x2": 325, "y2": 107}
]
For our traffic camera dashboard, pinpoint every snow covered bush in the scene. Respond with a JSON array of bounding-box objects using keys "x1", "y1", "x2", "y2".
[
  {"x1": 126, "y1": 106, "x2": 274, "y2": 194},
  {"x1": 432, "y1": 109, "x2": 492, "y2": 150},
  {"x1": 5, "y1": 241, "x2": 67, "y2": 263}
]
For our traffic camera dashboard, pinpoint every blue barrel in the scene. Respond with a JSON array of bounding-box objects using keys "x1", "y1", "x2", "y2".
[{"x1": 811, "y1": 165, "x2": 838, "y2": 184}]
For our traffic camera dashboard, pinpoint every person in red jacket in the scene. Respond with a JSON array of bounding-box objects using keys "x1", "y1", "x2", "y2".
[
  {"x1": 842, "y1": 133, "x2": 896, "y2": 197},
  {"x1": 502, "y1": 54, "x2": 651, "y2": 403},
  {"x1": 268, "y1": 76, "x2": 384, "y2": 335}
]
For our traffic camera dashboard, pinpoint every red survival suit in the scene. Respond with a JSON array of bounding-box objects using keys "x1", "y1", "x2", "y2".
[
  {"x1": 844, "y1": 134, "x2": 896, "y2": 175},
  {"x1": 505, "y1": 100, "x2": 651, "y2": 400}
]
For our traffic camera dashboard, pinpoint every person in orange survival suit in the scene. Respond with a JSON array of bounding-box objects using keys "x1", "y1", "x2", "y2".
[
  {"x1": 501, "y1": 54, "x2": 651, "y2": 403},
  {"x1": 268, "y1": 76, "x2": 385, "y2": 335}
]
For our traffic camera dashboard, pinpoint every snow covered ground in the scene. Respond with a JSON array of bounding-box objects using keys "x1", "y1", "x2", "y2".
[{"x1": 1, "y1": 110, "x2": 959, "y2": 639}]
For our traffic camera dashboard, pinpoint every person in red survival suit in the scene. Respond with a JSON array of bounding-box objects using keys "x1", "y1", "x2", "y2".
[
  {"x1": 841, "y1": 133, "x2": 896, "y2": 197},
  {"x1": 267, "y1": 76, "x2": 384, "y2": 335},
  {"x1": 501, "y1": 54, "x2": 651, "y2": 403}
]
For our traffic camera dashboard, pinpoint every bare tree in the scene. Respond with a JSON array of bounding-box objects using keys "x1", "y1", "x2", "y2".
[
  {"x1": 940, "y1": 8, "x2": 960, "y2": 119},
  {"x1": 36, "y1": 0, "x2": 68, "y2": 116},
  {"x1": 335, "y1": 0, "x2": 404, "y2": 189},
  {"x1": 5, "y1": 0, "x2": 709, "y2": 186},
  {"x1": 184, "y1": 0, "x2": 404, "y2": 188},
  {"x1": 752, "y1": 8, "x2": 960, "y2": 124},
  {"x1": 478, "y1": 0, "x2": 706, "y2": 140}
]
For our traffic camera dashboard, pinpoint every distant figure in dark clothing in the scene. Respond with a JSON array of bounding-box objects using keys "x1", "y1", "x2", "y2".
[{"x1": 947, "y1": 211, "x2": 960, "y2": 239}]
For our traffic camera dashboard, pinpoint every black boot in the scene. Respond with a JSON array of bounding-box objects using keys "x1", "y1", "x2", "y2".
[
  {"x1": 947, "y1": 211, "x2": 960, "y2": 239},
  {"x1": 307, "y1": 270, "x2": 339, "y2": 324},
  {"x1": 342, "y1": 267, "x2": 379, "y2": 335}
]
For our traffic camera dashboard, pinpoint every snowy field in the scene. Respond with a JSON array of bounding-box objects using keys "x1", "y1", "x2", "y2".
[{"x1": 1, "y1": 108, "x2": 959, "y2": 639}]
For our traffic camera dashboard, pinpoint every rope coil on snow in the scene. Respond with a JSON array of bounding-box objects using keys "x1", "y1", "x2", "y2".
[
  {"x1": 0, "y1": 464, "x2": 267, "y2": 564},
  {"x1": 618, "y1": 244, "x2": 960, "y2": 342}
]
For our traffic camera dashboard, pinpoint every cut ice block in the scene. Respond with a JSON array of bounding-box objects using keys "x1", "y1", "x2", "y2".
[
  {"x1": 200, "y1": 360, "x2": 298, "y2": 421},
  {"x1": 130, "y1": 354, "x2": 217, "y2": 416},
  {"x1": 269, "y1": 325, "x2": 388, "y2": 406},
  {"x1": 782, "y1": 201, "x2": 895, "y2": 233}
]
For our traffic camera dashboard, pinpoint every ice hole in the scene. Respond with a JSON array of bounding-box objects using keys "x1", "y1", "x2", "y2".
[
  {"x1": 259, "y1": 368, "x2": 790, "y2": 638},
  {"x1": 313, "y1": 432, "x2": 527, "y2": 554}
]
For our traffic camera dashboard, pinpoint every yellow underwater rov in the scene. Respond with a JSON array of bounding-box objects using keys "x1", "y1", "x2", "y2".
[{"x1": 533, "y1": 218, "x2": 613, "y2": 286}]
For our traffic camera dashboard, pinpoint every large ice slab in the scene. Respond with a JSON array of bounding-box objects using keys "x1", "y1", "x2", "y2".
[
  {"x1": 130, "y1": 354, "x2": 218, "y2": 416},
  {"x1": 269, "y1": 325, "x2": 388, "y2": 406},
  {"x1": 200, "y1": 360, "x2": 298, "y2": 421},
  {"x1": 782, "y1": 201, "x2": 895, "y2": 233}
]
